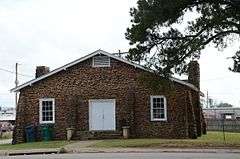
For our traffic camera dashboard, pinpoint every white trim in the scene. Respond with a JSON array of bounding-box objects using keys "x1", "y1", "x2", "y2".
[
  {"x1": 89, "y1": 99, "x2": 116, "y2": 131},
  {"x1": 169, "y1": 77, "x2": 198, "y2": 91},
  {"x1": 10, "y1": 49, "x2": 199, "y2": 92},
  {"x1": 150, "y1": 95, "x2": 167, "y2": 121},
  {"x1": 39, "y1": 98, "x2": 55, "y2": 124},
  {"x1": 11, "y1": 50, "x2": 106, "y2": 92}
]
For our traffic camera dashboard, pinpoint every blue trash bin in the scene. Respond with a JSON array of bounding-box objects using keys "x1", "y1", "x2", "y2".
[{"x1": 25, "y1": 125, "x2": 35, "y2": 142}]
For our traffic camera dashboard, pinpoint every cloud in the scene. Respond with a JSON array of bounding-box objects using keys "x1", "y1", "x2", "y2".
[
  {"x1": 0, "y1": 0, "x2": 136, "y2": 107},
  {"x1": 0, "y1": 0, "x2": 239, "y2": 107}
]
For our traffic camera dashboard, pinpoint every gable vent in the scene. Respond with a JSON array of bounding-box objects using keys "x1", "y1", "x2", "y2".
[{"x1": 92, "y1": 55, "x2": 110, "y2": 67}]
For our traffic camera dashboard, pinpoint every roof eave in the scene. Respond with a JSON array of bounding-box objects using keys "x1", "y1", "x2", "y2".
[{"x1": 10, "y1": 49, "x2": 200, "y2": 92}]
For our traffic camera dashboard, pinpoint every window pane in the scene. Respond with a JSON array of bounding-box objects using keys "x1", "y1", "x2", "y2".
[
  {"x1": 153, "y1": 109, "x2": 159, "y2": 114},
  {"x1": 42, "y1": 101, "x2": 46, "y2": 106},
  {"x1": 49, "y1": 101, "x2": 53, "y2": 106},
  {"x1": 154, "y1": 113, "x2": 160, "y2": 119},
  {"x1": 42, "y1": 105, "x2": 46, "y2": 111},
  {"x1": 153, "y1": 98, "x2": 156, "y2": 103},
  {"x1": 161, "y1": 108, "x2": 164, "y2": 113},
  {"x1": 160, "y1": 103, "x2": 164, "y2": 108},
  {"x1": 160, "y1": 98, "x2": 164, "y2": 103},
  {"x1": 47, "y1": 105, "x2": 52, "y2": 111},
  {"x1": 153, "y1": 103, "x2": 157, "y2": 108},
  {"x1": 160, "y1": 113, "x2": 165, "y2": 119}
]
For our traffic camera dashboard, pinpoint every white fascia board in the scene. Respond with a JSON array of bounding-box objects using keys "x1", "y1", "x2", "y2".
[
  {"x1": 10, "y1": 50, "x2": 101, "y2": 92},
  {"x1": 102, "y1": 51, "x2": 199, "y2": 91},
  {"x1": 169, "y1": 77, "x2": 199, "y2": 92},
  {"x1": 10, "y1": 49, "x2": 199, "y2": 92}
]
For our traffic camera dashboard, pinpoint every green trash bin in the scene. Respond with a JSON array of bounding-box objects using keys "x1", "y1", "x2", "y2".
[{"x1": 41, "y1": 124, "x2": 53, "y2": 141}]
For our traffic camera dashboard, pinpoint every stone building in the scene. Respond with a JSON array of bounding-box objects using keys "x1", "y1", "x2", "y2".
[{"x1": 11, "y1": 50, "x2": 206, "y2": 143}]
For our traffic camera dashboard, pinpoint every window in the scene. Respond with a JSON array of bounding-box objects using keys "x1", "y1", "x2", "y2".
[
  {"x1": 39, "y1": 98, "x2": 55, "y2": 124},
  {"x1": 92, "y1": 55, "x2": 110, "y2": 67},
  {"x1": 150, "y1": 96, "x2": 167, "y2": 121}
]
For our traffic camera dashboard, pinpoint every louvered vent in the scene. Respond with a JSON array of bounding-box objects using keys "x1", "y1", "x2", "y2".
[{"x1": 92, "y1": 55, "x2": 110, "y2": 67}]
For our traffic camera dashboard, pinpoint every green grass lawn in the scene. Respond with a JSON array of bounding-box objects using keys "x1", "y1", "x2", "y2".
[
  {"x1": 0, "y1": 140, "x2": 73, "y2": 150},
  {"x1": 1, "y1": 132, "x2": 240, "y2": 150},
  {"x1": 90, "y1": 131, "x2": 240, "y2": 148}
]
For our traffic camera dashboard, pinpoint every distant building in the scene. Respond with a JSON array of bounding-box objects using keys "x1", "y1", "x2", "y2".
[
  {"x1": 0, "y1": 107, "x2": 16, "y2": 132},
  {"x1": 203, "y1": 107, "x2": 240, "y2": 120}
]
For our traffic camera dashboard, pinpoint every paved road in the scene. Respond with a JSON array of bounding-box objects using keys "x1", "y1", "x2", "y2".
[{"x1": 2, "y1": 152, "x2": 240, "y2": 159}]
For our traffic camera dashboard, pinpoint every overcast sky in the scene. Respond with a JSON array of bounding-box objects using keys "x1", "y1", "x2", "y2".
[{"x1": 0, "y1": 0, "x2": 239, "y2": 108}]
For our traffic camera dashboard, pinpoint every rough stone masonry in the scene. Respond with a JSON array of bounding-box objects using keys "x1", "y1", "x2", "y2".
[{"x1": 12, "y1": 54, "x2": 205, "y2": 144}]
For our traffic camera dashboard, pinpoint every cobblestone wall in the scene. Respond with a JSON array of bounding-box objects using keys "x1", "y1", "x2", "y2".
[{"x1": 13, "y1": 56, "x2": 203, "y2": 143}]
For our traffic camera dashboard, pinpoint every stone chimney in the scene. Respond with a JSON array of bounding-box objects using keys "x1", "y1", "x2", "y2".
[
  {"x1": 188, "y1": 61, "x2": 200, "y2": 89},
  {"x1": 35, "y1": 66, "x2": 50, "y2": 78}
]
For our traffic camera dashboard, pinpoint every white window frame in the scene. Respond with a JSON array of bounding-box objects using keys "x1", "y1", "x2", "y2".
[
  {"x1": 39, "y1": 98, "x2": 55, "y2": 124},
  {"x1": 92, "y1": 56, "x2": 110, "y2": 67},
  {"x1": 150, "y1": 95, "x2": 167, "y2": 121}
]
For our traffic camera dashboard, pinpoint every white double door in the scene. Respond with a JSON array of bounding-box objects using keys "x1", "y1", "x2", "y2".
[{"x1": 89, "y1": 99, "x2": 116, "y2": 131}]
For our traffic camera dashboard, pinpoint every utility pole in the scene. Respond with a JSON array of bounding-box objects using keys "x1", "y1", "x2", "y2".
[
  {"x1": 15, "y1": 63, "x2": 19, "y2": 108},
  {"x1": 118, "y1": 50, "x2": 121, "y2": 57}
]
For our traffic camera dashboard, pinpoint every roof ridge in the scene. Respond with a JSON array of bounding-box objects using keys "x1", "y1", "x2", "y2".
[{"x1": 10, "y1": 49, "x2": 199, "y2": 92}]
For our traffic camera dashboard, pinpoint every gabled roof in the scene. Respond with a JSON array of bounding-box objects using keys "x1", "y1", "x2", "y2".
[{"x1": 11, "y1": 49, "x2": 199, "y2": 92}]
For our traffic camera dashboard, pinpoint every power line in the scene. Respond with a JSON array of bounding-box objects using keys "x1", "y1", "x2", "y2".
[
  {"x1": 201, "y1": 74, "x2": 240, "y2": 81},
  {"x1": 112, "y1": 51, "x2": 129, "y2": 55},
  {"x1": 0, "y1": 67, "x2": 33, "y2": 78}
]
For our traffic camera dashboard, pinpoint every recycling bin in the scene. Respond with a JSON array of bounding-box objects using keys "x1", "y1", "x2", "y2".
[{"x1": 41, "y1": 124, "x2": 53, "y2": 141}]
